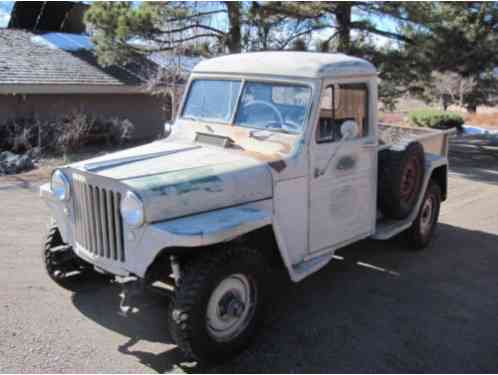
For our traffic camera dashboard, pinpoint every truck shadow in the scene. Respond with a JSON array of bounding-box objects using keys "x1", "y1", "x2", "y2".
[{"x1": 71, "y1": 223, "x2": 498, "y2": 373}]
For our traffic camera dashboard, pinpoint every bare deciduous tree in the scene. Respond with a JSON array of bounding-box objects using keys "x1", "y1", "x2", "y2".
[{"x1": 426, "y1": 72, "x2": 477, "y2": 110}]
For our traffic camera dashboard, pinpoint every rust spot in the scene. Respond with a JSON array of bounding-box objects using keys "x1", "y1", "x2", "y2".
[
  {"x1": 267, "y1": 139, "x2": 293, "y2": 154},
  {"x1": 268, "y1": 160, "x2": 287, "y2": 172},
  {"x1": 241, "y1": 149, "x2": 277, "y2": 162}
]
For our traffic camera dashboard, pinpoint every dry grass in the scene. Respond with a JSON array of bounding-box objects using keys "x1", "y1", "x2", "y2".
[
  {"x1": 464, "y1": 112, "x2": 498, "y2": 129},
  {"x1": 378, "y1": 111, "x2": 410, "y2": 126}
]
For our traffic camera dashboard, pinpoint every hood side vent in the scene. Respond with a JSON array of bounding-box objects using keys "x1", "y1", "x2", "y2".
[{"x1": 195, "y1": 132, "x2": 235, "y2": 148}]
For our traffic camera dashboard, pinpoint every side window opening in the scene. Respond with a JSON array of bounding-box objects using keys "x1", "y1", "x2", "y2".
[{"x1": 317, "y1": 83, "x2": 369, "y2": 143}]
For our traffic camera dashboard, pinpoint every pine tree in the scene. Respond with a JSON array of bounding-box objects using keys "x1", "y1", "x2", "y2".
[{"x1": 401, "y1": 2, "x2": 498, "y2": 112}]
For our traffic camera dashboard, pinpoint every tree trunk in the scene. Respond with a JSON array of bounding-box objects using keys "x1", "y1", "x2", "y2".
[
  {"x1": 466, "y1": 104, "x2": 477, "y2": 114},
  {"x1": 335, "y1": 3, "x2": 352, "y2": 54},
  {"x1": 226, "y1": 2, "x2": 241, "y2": 53}
]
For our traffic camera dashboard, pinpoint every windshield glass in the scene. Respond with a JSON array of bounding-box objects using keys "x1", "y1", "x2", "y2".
[
  {"x1": 235, "y1": 82, "x2": 311, "y2": 134},
  {"x1": 182, "y1": 79, "x2": 311, "y2": 133},
  {"x1": 182, "y1": 79, "x2": 241, "y2": 123}
]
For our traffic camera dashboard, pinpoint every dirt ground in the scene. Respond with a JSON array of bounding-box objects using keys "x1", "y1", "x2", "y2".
[{"x1": 0, "y1": 134, "x2": 497, "y2": 373}]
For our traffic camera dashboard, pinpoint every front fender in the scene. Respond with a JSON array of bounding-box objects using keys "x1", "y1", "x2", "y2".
[{"x1": 131, "y1": 200, "x2": 273, "y2": 277}]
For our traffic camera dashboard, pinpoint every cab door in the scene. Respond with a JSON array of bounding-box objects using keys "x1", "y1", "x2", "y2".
[{"x1": 308, "y1": 80, "x2": 377, "y2": 254}]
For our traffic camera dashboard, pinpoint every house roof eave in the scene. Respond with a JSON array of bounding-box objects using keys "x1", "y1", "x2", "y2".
[{"x1": 0, "y1": 84, "x2": 148, "y2": 95}]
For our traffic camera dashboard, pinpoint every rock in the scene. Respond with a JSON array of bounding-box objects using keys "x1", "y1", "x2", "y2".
[
  {"x1": 26, "y1": 147, "x2": 42, "y2": 160},
  {"x1": 0, "y1": 151, "x2": 17, "y2": 162},
  {"x1": 16, "y1": 155, "x2": 34, "y2": 171},
  {"x1": 0, "y1": 151, "x2": 34, "y2": 174}
]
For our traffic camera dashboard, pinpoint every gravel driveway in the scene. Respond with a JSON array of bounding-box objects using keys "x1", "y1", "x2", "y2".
[{"x1": 1, "y1": 135, "x2": 497, "y2": 373}]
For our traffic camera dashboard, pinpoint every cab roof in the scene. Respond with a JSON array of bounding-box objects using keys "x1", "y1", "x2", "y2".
[{"x1": 193, "y1": 52, "x2": 377, "y2": 79}]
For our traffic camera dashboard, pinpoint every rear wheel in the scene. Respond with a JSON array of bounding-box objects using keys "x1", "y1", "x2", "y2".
[
  {"x1": 404, "y1": 181, "x2": 441, "y2": 249},
  {"x1": 168, "y1": 247, "x2": 268, "y2": 363}
]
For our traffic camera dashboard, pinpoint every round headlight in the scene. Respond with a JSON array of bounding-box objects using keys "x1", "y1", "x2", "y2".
[
  {"x1": 120, "y1": 191, "x2": 144, "y2": 228},
  {"x1": 51, "y1": 169, "x2": 71, "y2": 201}
]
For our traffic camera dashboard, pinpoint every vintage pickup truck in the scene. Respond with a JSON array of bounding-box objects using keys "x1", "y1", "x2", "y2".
[{"x1": 40, "y1": 52, "x2": 452, "y2": 362}]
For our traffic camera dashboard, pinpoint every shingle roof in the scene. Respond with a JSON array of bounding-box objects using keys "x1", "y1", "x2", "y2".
[{"x1": 0, "y1": 29, "x2": 151, "y2": 91}]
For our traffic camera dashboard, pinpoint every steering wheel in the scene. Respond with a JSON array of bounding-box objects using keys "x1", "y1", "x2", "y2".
[
  {"x1": 241, "y1": 100, "x2": 285, "y2": 130},
  {"x1": 282, "y1": 115, "x2": 301, "y2": 131}
]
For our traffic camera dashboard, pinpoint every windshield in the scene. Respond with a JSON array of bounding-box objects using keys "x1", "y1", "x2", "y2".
[
  {"x1": 182, "y1": 79, "x2": 312, "y2": 134},
  {"x1": 182, "y1": 80, "x2": 241, "y2": 123}
]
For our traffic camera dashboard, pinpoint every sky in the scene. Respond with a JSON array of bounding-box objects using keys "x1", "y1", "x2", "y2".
[{"x1": 0, "y1": 1, "x2": 13, "y2": 28}]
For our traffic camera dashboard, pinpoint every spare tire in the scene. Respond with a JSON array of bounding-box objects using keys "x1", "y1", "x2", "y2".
[{"x1": 378, "y1": 140, "x2": 425, "y2": 220}]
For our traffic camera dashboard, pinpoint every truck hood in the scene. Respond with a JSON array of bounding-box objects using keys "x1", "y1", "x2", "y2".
[{"x1": 71, "y1": 140, "x2": 273, "y2": 222}]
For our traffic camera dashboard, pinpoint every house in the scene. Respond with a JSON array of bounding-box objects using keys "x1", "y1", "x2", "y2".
[{"x1": 0, "y1": 28, "x2": 172, "y2": 141}]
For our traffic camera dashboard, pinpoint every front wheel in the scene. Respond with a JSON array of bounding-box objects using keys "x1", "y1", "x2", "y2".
[
  {"x1": 43, "y1": 225, "x2": 111, "y2": 290},
  {"x1": 168, "y1": 247, "x2": 268, "y2": 362},
  {"x1": 404, "y1": 181, "x2": 441, "y2": 249}
]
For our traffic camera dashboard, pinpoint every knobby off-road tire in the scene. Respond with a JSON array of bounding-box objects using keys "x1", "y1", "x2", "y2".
[
  {"x1": 404, "y1": 181, "x2": 441, "y2": 250},
  {"x1": 42, "y1": 225, "x2": 110, "y2": 290},
  {"x1": 378, "y1": 140, "x2": 425, "y2": 220},
  {"x1": 168, "y1": 247, "x2": 269, "y2": 363}
]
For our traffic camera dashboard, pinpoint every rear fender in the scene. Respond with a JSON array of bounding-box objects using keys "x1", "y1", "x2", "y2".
[{"x1": 430, "y1": 164, "x2": 447, "y2": 201}]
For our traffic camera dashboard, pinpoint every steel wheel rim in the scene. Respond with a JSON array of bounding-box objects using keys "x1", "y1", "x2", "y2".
[
  {"x1": 206, "y1": 273, "x2": 257, "y2": 342},
  {"x1": 420, "y1": 194, "x2": 435, "y2": 236}
]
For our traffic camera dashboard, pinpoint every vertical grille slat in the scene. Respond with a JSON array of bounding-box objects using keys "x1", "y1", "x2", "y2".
[
  {"x1": 100, "y1": 188, "x2": 110, "y2": 259},
  {"x1": 90, "y1": 186, "x2": 99, "y2": 255},
  {"x1": 107, "y1": 190, "x2": 117, "y2": 260},
  {"x1": 87, "y1": 185, "x2": 94, "y2": 254},
  {"x1": 83, "y1": 183, "x2": 93, "y2": 253},
  {"x1": 72, "y1": 176, "x2": 125, "y2": 263},
  {"x1": 82, "y1": 183, "x2": 90, "y2": 252},
  {"x1": 114, "y1": 192, "x2": 125, "y2": 262},
  {"x1": 77, "y1": 181, "x2": 86, "y2": 249},
  {"x1": 94, "y1": 187, "x2": 104, "y2": 257},
  {"x1": 73, "y1": 181, "x2": 81, "y2": 243},
  {"x1": 89, "y1": 186, "x2": 97, "y2": 255},
  {"x1": 76, "y1": 181, "x2": 84, "y2": 246}
]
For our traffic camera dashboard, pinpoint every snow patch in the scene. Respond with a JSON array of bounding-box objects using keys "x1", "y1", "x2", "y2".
[
  {"x1": 463, "y1": 125, "x2": 498, "y2": 139},
  {"x1": 0, "y1": 8, "x2": 10, "y2": 28},
  {"x1": 30, "y1": 33, "x2": 94, "y2": 51}
]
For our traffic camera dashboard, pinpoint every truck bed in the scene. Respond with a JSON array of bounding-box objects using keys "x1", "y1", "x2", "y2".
[
  {"x1": 378, "y1": 123, "x2": 453, "y2": 158},
  {"x1": 373, "y1": 123, "x2": 453, "y2": 240}
]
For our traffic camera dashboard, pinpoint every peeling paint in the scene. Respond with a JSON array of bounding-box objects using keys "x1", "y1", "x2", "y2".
[
  {"x1": 125, "y1": 164, "x2": 244, "y2": 194},
  {"x1": 336, "y1": 155, "x2": 356, "y2": 171},
  {"x1": 162, "y1": 206, "x2": 270, "y2": 237}
]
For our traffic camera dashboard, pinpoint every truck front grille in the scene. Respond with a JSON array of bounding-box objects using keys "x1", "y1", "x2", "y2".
[{"x1": 72, "y1": 179, "x2": 125, "y2": 262}]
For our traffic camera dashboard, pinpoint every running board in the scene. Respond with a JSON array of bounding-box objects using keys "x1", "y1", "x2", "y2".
[{"x1": 371, "y1": 217, "x2": 413, "y2": 240}]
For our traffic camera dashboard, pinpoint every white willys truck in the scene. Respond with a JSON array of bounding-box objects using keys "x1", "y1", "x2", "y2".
[{"x1": 40, "y1": 52, "x2": 452, "y2": 362}]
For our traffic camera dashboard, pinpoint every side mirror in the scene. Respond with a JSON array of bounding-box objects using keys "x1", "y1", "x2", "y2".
[
  {"x1": 340, "y1": 120, "x2": 359, "y2": 140},
  {"x1": 164, "y1": 122, "x2": 173, "y2": 138}
]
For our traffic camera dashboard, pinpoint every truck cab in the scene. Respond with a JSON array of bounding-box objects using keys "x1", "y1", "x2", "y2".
[{"x1": 40, "y1": 52, "x2": 450, "y2": 362}]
